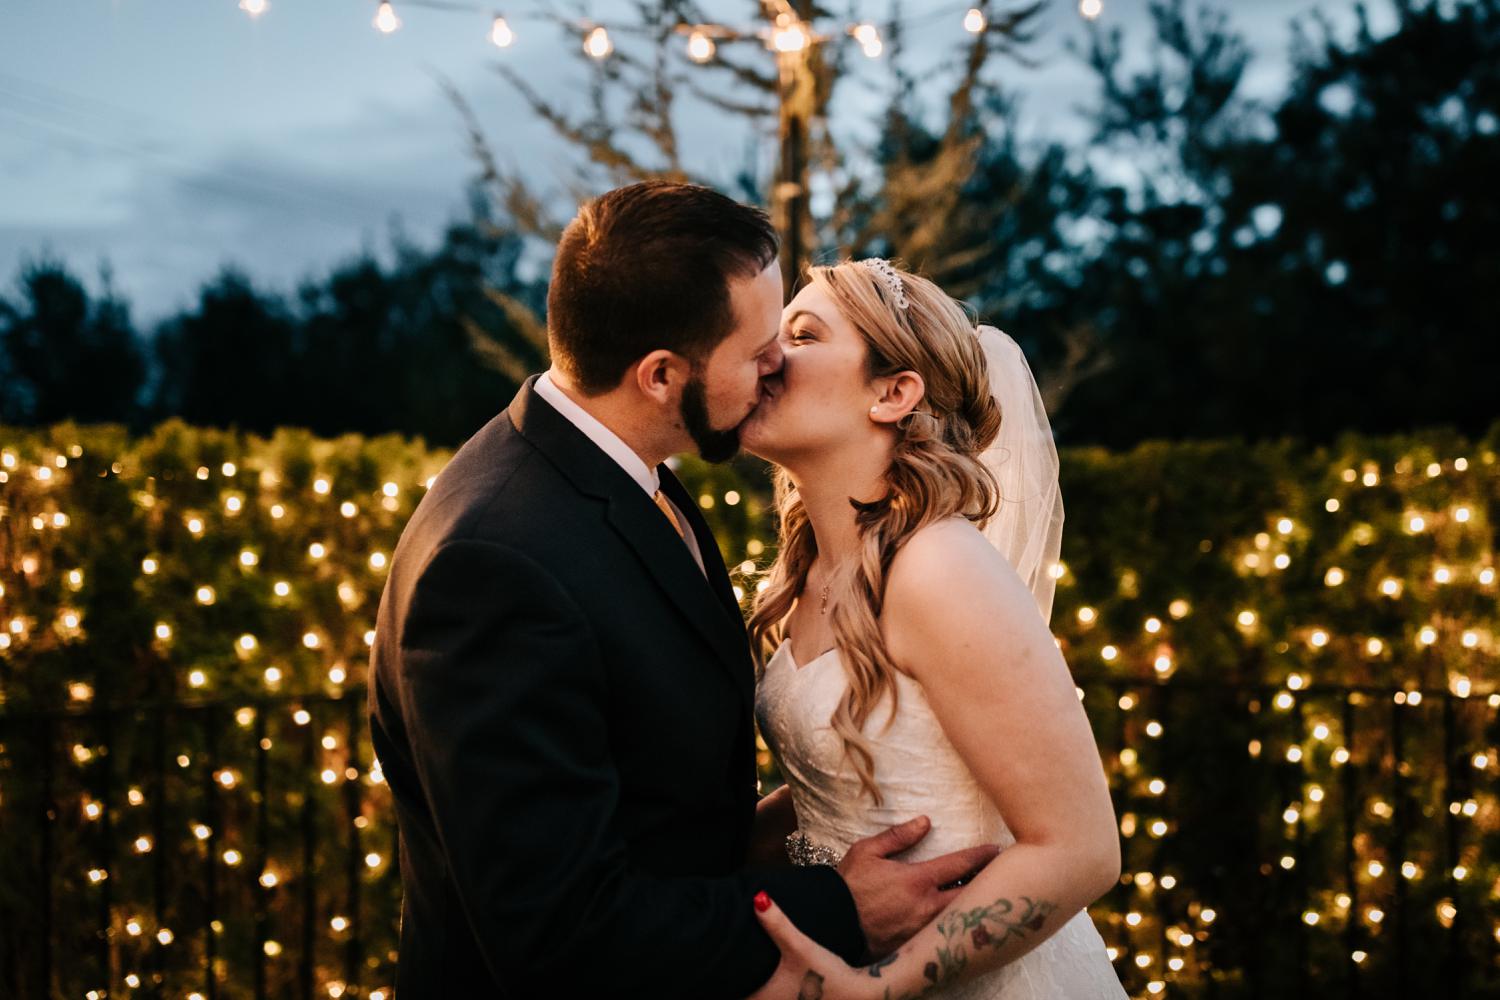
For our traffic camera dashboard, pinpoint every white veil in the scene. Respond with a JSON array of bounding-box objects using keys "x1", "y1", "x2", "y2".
[{"x1": 973, "y1": 325, "x2": 1065, "y2": 626}]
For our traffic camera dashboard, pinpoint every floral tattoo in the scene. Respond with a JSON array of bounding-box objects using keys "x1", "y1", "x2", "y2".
[{"x1": 874, "y1": 895, "x2": 1058, "y2": 1000}]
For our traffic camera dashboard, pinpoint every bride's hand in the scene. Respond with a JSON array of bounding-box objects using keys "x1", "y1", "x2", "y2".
[{"x1": 747, "y1": 892, "x2": 882, "y2": 1000}]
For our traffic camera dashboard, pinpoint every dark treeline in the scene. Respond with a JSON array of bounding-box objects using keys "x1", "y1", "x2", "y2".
[{"x1": 1, "y1": 0, "x2": 1494, "y2": 447}]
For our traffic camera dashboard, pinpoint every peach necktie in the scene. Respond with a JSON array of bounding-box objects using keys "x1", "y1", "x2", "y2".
[{"x1": 652, "y1": 489, "x2": 686, "y2": 541}]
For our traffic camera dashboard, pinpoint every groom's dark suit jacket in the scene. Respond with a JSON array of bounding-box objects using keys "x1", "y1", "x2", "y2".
[{"x1": 368, "y1": 375, "x2": 865, "y2": 998}]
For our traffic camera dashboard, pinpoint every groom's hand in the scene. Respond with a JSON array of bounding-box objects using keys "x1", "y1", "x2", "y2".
[
  {"x1": 747, "y1": 785, "x2": 798, "y2": 867},
  {"x1": 837, "y1": 815, "x2": 1000, "y2": 960}
]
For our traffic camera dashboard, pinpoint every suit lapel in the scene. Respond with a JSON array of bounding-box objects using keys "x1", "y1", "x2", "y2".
[
  {"x1": 658, "y1": 466, "x2": 747, "y2": 631},
  {"x1": 508, "y1": 377, "x2": 752, "y2": 698}
]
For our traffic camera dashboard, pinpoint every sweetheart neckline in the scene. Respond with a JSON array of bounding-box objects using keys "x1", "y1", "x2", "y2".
[{"x1": 776, "y1": 637, "x2": 838, "y2": 673}]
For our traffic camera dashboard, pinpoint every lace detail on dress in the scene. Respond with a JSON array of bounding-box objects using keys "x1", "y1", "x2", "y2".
[{"x1": 755, "y1": 639, "x2": 1128, "y2": 1000}]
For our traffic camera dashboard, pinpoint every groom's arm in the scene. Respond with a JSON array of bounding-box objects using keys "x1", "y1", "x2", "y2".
[{"x1": 397, "y1": 538, "x2": 865, "y2": 998}]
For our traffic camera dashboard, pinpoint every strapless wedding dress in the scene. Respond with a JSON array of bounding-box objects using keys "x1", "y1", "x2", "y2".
[{"x1": 754, "y1": 638, "x2": 1129, "y2": 999}]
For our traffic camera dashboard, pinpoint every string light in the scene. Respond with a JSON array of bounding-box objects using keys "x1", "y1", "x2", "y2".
[
  {"x1": 373, "y1": 1, "x2": 400, "y2": 34},
  {"x1": 489, "y1": 15, "x2": 513, "y2": 48},
  {"x1": 687, "y1": 30, "x2": 714, "y2": 63},
  {"x1": 772, "y1": 20, "x2": 810, "y2": 54},
  {"x1": 1080, "y1": 0, "x2": 1104, "y2": 19},
  {"x1": 584, "y1": 26, "x2": 612, "y2": 59},
  {"x1": 964, "y1": 7, "x2": 986, "y2": 33}
]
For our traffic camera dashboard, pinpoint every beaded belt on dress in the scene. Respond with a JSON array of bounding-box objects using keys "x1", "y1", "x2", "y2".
[{"x1": 785, "y1": 830, "x2": 843, "y2": 867}]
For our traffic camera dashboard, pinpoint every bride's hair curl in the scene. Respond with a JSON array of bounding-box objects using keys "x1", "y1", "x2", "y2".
[{"x1": 747, "y1": 260, "x2": 1003, "y2": 805}]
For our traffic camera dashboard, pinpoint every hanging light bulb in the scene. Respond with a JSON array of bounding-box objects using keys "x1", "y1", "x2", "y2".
[
  {"x1": 772, "y1": 19, "x2": 810, "y2": 53},
  {"x1": 374, "y1": 1, "x2": 400, "y2": 33},
  {"x1": 1080, "y1": 0, "x2": 1104, "y2": 19},
  {"x1": 584, "y1": 26, "x2": 613, "y2": 59},
  {"x1": 239, "y1": 0, "x2": 268, "y2": 17},
  {"x1": 489, "y1": 16, "x2": 514, "y2": 48},
  {"x1": 687, "y1": 30, "x2": 715, "y2": 63},
  {"x1": 853, "y1": 23, "x2": 882, "y2": 58},
  {"x1": 964, "y1": 8, "x2": 986, "y2": 33}
]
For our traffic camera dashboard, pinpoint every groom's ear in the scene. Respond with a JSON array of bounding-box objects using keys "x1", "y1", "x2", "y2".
[
  {"x1": 632, "y1": 349, "x2": 692, "y2": 404},
  {"x1": 870, "y1": 370, "x2": 926, "y2": 424}
]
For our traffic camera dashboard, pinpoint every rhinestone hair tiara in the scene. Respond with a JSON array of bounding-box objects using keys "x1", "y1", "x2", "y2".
[{"x1": 856, "y1": 257, "x2": 910, "y2": 310}]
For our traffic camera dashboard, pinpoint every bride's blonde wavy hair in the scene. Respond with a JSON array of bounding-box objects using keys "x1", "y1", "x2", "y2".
[{"x1": 747, "y1": 260, "x2": 1004, "y2": 806}]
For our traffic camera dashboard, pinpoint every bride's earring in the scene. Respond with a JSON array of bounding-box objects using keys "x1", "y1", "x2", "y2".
[{"x1": 869, "y1": 405, "x2": 879, "y2": 414}]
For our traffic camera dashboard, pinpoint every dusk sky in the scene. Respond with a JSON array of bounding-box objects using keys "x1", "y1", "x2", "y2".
[{"x1": 0, "y1": 1, "x2": 1394, "y2": 326}]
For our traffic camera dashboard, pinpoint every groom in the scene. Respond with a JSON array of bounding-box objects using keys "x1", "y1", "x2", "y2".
[{"x1": 368, "y1": 181, "x2": 997, "y2": 998}]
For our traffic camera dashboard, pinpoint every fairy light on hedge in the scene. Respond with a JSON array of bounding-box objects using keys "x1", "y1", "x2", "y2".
[{"x1": 1, "y1": 429, "x2": 1494, "y2": 997}]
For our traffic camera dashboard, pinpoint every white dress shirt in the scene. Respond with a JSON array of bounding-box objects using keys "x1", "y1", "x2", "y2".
[{"x1": 534, "y1": 371, "x2": 706, "y2": 575}]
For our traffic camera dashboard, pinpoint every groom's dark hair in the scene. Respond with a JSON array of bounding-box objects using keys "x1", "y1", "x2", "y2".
[{"x1": 547, "y1": 180, "x2": 779, "y2": 394}]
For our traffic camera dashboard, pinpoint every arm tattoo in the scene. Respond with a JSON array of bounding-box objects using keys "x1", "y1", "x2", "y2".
[
  {"x1": 798, "y1": 970, "x2": 825, "y2": 1000},
  {"x1": 867, "y1": 952, "x2": 899, "y2": 977},
  {"x1": 875, "y1": 895, "x2": 1059, "y2": 1000}
]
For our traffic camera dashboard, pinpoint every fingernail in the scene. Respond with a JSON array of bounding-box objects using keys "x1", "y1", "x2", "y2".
[{"x1": 754, "y1": 891, "x2": 772, "y2": 913}]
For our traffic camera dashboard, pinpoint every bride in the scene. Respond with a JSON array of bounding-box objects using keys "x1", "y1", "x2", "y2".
[{"x1": 738, "y1": 259, "x2": 1129, "y2": 999}]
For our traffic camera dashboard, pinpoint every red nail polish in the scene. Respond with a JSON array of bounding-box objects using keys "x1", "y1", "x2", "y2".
[{"x1": 754, "y1": 891, "x2": 771, "y2": 913}]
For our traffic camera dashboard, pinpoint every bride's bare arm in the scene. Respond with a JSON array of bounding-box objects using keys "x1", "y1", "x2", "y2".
[
  {"x1": 854, "y1": 518, "x2": 1121, "y2": 995},
  {"x1": 747, "y1": 519, "x2": 1121, "y2": 1000}
]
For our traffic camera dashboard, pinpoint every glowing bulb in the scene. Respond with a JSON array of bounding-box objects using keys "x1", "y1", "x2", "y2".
[
  {"x1": 964, "y1": 7, "x2": 986, "y2": 32},
  {"x1": 772, "y1": 22, "x2": 809, "y2": 53},
  {"x1": 239, "y1": 0, "x2": 267, "y2": 15},
  {"x1": 1454, "y1": 506, "x2": 1471, "y2": 522},
  {"x1": 1324, "y1": 567, "x2": 1345, "y2": 586},
  {"x1": 489, "y1": 16, "x2": 514, "y2": 47},
  {"x1": 373, "y1": 2, "x2": 399, "y2": 34},
  {"x1": 687, "y1": 30, "x2": 714, "y2": 63},
  {"x1": 584, "y1": 26, "x2": 612, "y2": 58},
  {"x1": 1080, "y1": 0, "x2": 1103, "y2": 19},
  {"x1": 1077, "y1": 606, "x2": 1096, "y2": 624}
]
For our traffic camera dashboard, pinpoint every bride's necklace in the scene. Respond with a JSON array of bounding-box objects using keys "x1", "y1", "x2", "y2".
[{"x1": 819, "y1": 582, "x2": 831, "y2": 615}]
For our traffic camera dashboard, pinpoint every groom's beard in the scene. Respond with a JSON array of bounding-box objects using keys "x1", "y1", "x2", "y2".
[{"x1": 682, "y1": 374, "x2": 742, "y2": 464}]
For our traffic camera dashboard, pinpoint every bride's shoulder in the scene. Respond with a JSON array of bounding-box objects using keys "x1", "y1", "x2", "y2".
[
  {"x1": 887, "y1": 516, "x2": 1008, "y2": 590},
  {"x1": 882, "y1": 516, "x2": 1038, "y2": 667}
]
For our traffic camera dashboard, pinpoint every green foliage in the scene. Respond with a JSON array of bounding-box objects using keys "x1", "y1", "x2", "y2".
[{"x1": 1, "y1": 417, "x2": 1498, "y2": 997}]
